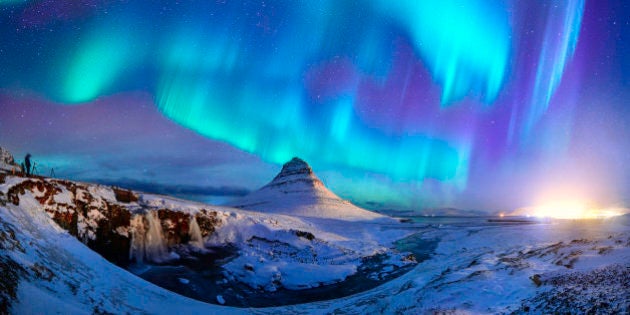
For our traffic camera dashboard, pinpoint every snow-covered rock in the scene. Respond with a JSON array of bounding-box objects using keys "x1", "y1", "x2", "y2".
[
  {"x1": 0, "y1": 176, "x2": 221, "y2": 265},
  {"x1": 0, "y1": 188, "x2": 247, "y2": 314},
  {"x1": 0, "y1": 146, "x2": 20, "y2": 172},
  {"x1": 230, "y1": 157, "x2": 386, "y2": 221}
]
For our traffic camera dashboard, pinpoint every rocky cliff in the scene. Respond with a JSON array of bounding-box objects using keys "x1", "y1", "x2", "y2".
[{"x1": 1, "y1": 175, "x2": 221, "y2": 266}]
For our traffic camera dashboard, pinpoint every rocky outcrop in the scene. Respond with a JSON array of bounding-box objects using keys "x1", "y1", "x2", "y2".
[
  {"x1": 517, "y1": 265, "x2": 630, "y2": 314},
  {"x1": 112, "y1": 187, "x2": 138, "y2": 203},
  {"x1": 1, "y1": 176, "x2": 222, "y2": 266},
  {"x1": 154, "y1": 208, "x2": 220, "y2": 246},
  {"x1": 0, "y1": 147, "x2": 16, "y2": 166},
  {"x1": 266, "y1": 157, "x2": 325, "y2": 191}
]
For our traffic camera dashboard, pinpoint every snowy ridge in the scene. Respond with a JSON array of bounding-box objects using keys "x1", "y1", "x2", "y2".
[
  {"x1": 0, "y1": 184, "x2": 246, "y2": 314},
  {"x1": 0, "y1": 169, "x2": 413, "y2": 311},
  {"x1": 231, "y1": 157, "x2": 386, "y2": 221}
]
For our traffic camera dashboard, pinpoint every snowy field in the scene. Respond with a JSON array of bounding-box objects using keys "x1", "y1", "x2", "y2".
[{"x1": 1, "y1": 168, "x2": 629, "y2": 313}]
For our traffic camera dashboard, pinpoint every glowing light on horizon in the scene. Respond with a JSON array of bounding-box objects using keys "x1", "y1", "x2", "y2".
[
  {"x1": 519, "y1": 201, "x2": 625, "y2": 220},
  {"x1": 0, "y1": 0, "x2": 627, "y2": 210}
]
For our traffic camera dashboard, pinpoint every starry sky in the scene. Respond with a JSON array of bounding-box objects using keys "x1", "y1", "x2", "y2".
[{"x1": 0, "y1": 0, "x2": 628, "y2": 212}]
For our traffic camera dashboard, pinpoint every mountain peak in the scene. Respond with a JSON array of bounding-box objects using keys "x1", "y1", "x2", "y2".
[
  {"x1": 230, "y1": 157, "x2": 384, "y2": 220},
  {"x1": 272, "y1": 157, "x2": 313, "y2": 181},
  {"x1": 266, "y1": 157, "x2": 322, "y2": 191},
  {"x1": 286, "y1": 157, "x2": 310, "y2": 169}
]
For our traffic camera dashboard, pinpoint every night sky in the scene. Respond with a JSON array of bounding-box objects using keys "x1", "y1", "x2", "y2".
[{"x1": 0, "y1": 1, "x2": 628, "y2": 211}]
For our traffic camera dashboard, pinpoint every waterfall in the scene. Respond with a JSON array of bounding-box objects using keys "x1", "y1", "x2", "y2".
[
  {"x1": 129, "y1": 211, "x2": 170, "y2": 264},
  {"x1": 129, "y1": 214, "x2": 146, "y2": 264},
  {"x1": 144, "y1": 211, "x2": 169, "y2": 262},
  {"x1": 189, "y1": 215, "x2": 204, "y2": 249}
]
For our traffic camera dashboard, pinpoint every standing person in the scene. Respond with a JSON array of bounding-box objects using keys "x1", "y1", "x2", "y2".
[{"x1": 24, "y1": 153, "x2": 31, "y2": 176}]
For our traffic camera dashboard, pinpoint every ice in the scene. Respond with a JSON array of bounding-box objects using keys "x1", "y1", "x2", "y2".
[{"x1": 216, "y1": 295, "x2": 225, "y2": 305}]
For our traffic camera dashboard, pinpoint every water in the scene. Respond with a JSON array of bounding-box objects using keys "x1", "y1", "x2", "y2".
[
  {"x1": 129, "y1": 223, "x2": 439, "y2": 307},
  {"x1": 128, "y1": 215, "x2": 531, "y2": 307},
  {"x1": 188, "y1": 216, "x2": 204, "y2": 249},
  {"x1": 129, "y1": 212, "x2": 171, "y2": 264}
]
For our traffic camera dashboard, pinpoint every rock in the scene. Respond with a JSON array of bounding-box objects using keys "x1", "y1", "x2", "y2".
[
  {"x1": 293, "y1": 229, "x2": 315, "y2": 241},
  {"x1": 530, "y1": 274, "x2": 542, "y2": 287},
  {"x1": 3, "y1": 175, "x2": 227, "y2": 267},
  {"x1": 244, "y1": 263, "x2": 254, "y2": 271},
  {"x1": 112, "y1": 187, "x2": 138, "y2": 203},
  {"x1": 0, "y1": 147, "x2": 16, "y2": 166}
]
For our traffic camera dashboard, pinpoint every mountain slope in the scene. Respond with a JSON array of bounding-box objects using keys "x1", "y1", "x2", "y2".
[{"x1": 230, "y1": 157, "x2": 385, "y2": 220}]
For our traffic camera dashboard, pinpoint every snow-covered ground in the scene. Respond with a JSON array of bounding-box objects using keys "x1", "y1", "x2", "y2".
[
  {"x1": 1, "y1": 162, "x2": 628, "y2": 313},
  {"x1": 0, "y1": 179, "x2": 245, "y2": 314},
  {"x1": 0, "y1": 170, "x2": 415, "y2": 312},
  {"x1": 266, "y1": 216, "x2": 630, "y2": 314}
]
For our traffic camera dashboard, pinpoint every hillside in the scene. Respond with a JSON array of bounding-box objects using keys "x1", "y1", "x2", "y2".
[
  {"x1": 0, "y1": 164, "x2": 412, "y2": 312},
  {"x1": 230, "y1": 157, "x2": 385, "y2": 220}
]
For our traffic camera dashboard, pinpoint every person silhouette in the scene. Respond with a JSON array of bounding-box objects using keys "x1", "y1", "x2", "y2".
[{"x1": 25, "y1": 153, "x2": 31, "y2": 176}]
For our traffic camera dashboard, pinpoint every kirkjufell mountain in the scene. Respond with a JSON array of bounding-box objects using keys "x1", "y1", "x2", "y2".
[{"x1": 230, "y1": 157, "x2": 384, "y2": 220}]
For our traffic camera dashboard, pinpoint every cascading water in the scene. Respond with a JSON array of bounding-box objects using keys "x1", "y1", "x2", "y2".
[
  {"x1": 189, "y1": 215, "x2": 204, "y2": 249},
  {"x1": 129, "y1": 214, "x2": 146, "y2": 264},
  {"x1": 129, "y1": 211, "x2": 170, "y2": 264}
]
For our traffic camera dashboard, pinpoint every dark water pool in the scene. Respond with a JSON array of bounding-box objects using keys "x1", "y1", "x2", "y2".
[{"x1": 130, "y1": 233, "x2": 438, "y2": 307}]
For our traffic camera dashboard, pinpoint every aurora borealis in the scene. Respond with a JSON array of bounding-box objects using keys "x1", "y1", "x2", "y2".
[{"x1": 0, "y1": 1, "x2": 628, "y2": 211}]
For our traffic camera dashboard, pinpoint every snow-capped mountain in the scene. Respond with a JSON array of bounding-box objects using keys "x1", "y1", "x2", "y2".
[{"x1": 230, "y1": 157, "x2": 385, "y2": 220}]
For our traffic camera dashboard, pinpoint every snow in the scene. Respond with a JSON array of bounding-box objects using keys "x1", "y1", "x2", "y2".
[
  {"x1": 14, "y1": 281, "x2": 88, "y2": 315},
  {"x1": 230, "y1": 157, "x2": 388, "y2": 221},
  {"x1": 87, "y1": 185, "x2": 117, "y2": 203},
  {"x1": 1, "y1": 172, "x2": 413, "y2": 302},
  {"x1": 1, "y1": 170, "x2": 628, "y2": 314},
  {"x1": 52, "y1": 185, "x2": 74, "y2": 205},
  {"x1": 268, "y1": 217, "x2": 629, "y2": 314},
  {"x1": 0, "y1": 183, "x2": 248, "y2": 314},
  {"x1": 197, "y1": 206, "x2": 411, "y2": 291},
  {"x1": 0, "y1": 176, "x2": 28, "y2": 194}
]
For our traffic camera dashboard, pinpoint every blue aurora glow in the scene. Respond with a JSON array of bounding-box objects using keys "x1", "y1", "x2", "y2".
[{"x1": 0, "y1": 0, "x2": 628, "y2": 211}]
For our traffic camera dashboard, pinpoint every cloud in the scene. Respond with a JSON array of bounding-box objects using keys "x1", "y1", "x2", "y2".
[{"x1": 92, "y1": 178, "x2": 250, "y2": 198}]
